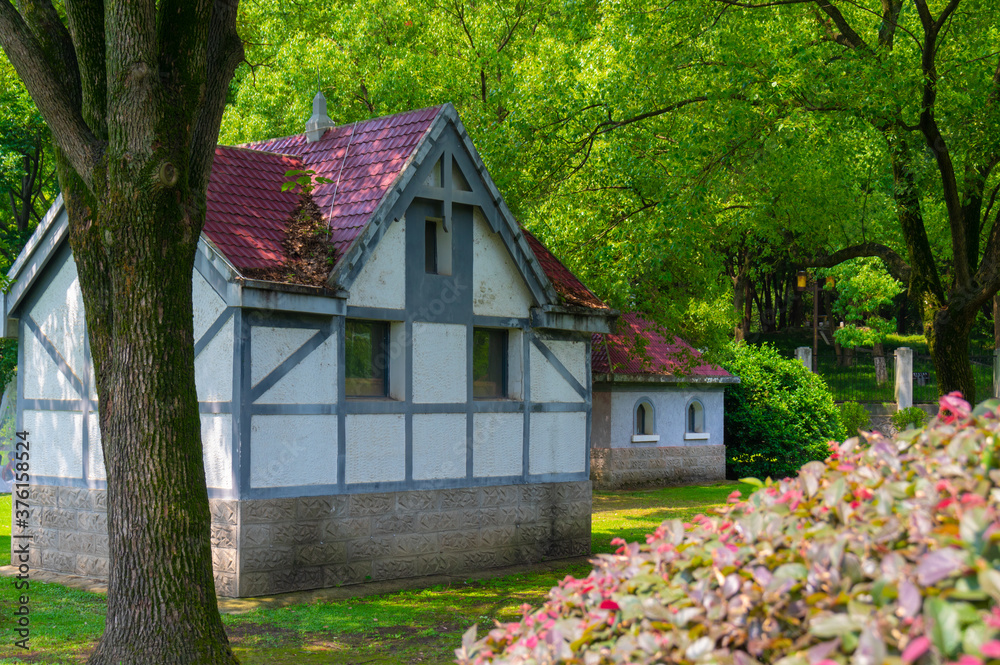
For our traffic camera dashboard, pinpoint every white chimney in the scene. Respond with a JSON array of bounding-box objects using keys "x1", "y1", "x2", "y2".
[{"x1": 305, "y1": 91, "x2": 334, "y2": 142}]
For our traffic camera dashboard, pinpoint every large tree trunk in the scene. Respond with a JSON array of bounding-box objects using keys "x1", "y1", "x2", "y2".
[
  {"x1": 732, "y1": 258, "x2": 753, "y2": 342},
  {"x1": 63, "y1": 159, "x2": 237, "y2": 663},
  {"x1": 0, "y1": 0, "x2": 245, "y2": 653},
  {"x1": 926, "y1": 299, "x2": 977, "y2": 403}
]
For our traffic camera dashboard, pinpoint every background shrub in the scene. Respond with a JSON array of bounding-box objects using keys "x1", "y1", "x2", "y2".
[
  {"x1": 892, "y1": 405, "x2": 928, "y2": 431},
  {"x1": 838, "y1": 400, "x2": 870, "y2": 435},
  {"x1": 720, "y1": 342, "x2": 844, "y2": 480},
  {"x1": 457, "y1": 394, "x2": 1000, "y2": 665}
]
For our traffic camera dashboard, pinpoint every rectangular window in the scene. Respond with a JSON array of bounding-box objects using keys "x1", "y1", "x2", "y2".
[
  {"x1": 345, "y1": 320, "x2": 388, "y2": 398},
  {"x1": 424, "y1": 220, "x2": 438, "y2": 273},
  {"x1": 424, "y1": 218, "x2": 452, "y2": 275},
  {"x1": 472, "y1": 328, "x2": 507, "y2": 399}
]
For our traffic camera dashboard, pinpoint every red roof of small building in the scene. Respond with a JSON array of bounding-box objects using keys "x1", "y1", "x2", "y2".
[
  {"x1": 592, "y1": 313, "x2": 734, "y2": 380},
  {"x1": 200, "y1": 105, "x2": 609, "y2": 312}
]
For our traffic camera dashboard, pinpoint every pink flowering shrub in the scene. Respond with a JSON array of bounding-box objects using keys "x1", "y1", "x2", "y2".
[{"x1": 456, "y1": 392, "x2": 1000, "y2": 665}]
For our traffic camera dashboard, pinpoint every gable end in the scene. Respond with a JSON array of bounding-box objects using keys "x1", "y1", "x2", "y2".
[{"x1": 329, "y1": 104, "x2": 559, "y2": 310}]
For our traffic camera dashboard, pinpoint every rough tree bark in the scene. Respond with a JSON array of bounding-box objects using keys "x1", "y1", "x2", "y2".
[{"x1": 0, "y1": 0, "x2": 244, "y2": 659}]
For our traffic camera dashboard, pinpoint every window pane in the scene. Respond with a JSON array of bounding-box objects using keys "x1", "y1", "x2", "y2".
[
  {"x1": 425, "y1": 220, "x2": 438, "y2": 273},
  {"x1": 346, "y1": 320, "x2": 388, "y2": 397},
  {"x1": 473, "y1": 329, "x2": 506, "y2": 398}
]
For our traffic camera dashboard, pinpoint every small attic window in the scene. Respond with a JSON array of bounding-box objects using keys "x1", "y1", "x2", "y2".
[
  {"x1": 685, "y1": 399, "x2": 709, "y2": 440},
  {"x1": 632, "y1": 398, "x2": 659, "y2": 443},
  {"x1": 424, "y1": 217, "x2": 452, "y2": 275}
]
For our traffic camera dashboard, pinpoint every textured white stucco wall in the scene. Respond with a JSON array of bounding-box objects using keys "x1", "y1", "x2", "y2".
[
  {"x1": 473, "y1": 412, "x2": 522, "y2": 477},
  {"x1": 251, "y1": 326, "x2": 320, "y2": 387},
  {"x1": 412, "y1": 413, "x2": 466, "y2": 480},
  {"x1": 529, "y1": 343, "x2": 585, "y2": 403},
  {"x1": 250, "y1": 415, "x2": 337, "y2": 487},
  {"x1": 255, "y1": 332, "x2": 337, "y2": 404},
  {"x1": 349, "y1": 216, "x2": 406, "y2": 310},
  {"x1": 471, "y1": 210, "x2": 533, "y2": 317},
  {"x1": 23, "y1": 410, "x2": 83, "y2": 478},
  {"x1": 544, "y1": 340, "x2": 587, "y2": 385},
  {"x1": 195, "y1": 317, "x2": 233, "y2": 402},
  {"x1": 201, "y1": 414, "x2": 233, "y2": 489},
  {"x1": 607, "y1": 386, "x2": 726, "y2": 448},
  {"x1": 412, "y1": 322, "x2": 466, "y2": 403},
  {"x1": 345, "y1": 414, "x2": 405, "y2": 484},
  {"x1": 192, "y1": 268, "x2": 228, "y2": 342},
  {"x1": 22, "y1": 327, "x2": 78, "y2": 400},
  {"x1": 24, "y1": 256, "x2": 87, "y2": 400},
  {"x1": 87, "y1": 413, "x2": 104, "y2": 480},
  {"x1": 529, "y1": 411, "x2": 586, "y2": 474}
]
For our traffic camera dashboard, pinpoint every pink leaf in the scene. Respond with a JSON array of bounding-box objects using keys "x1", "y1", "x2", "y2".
[
  {"x1": 981, "y1": 641, "x2": 1000, "y2": 658},
  {"x1": 902, "y1": 636, "x2": 931, "y2": 663},
  {"x1": 916, "y1": 549, "x2": 963, "y2": 586},
  {"x1": 599, "y1": 599, "x2": 620, "y2": 611}
]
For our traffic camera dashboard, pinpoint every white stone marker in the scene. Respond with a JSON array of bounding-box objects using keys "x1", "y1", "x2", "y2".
[
  {"x1": 795, "y1": 346, "x2": 813, "y2": 372},
  {"x1": 895, "y1": 347, "x2": 913, "y2": 410}
]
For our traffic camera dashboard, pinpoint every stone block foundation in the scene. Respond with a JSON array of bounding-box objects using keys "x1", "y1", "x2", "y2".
[
  {"x1": 13, "y1": 481, "x2": 592, "y2": 597},
  {"x1": 590, "y1": 445, "x2": 725, "y2": 489}
]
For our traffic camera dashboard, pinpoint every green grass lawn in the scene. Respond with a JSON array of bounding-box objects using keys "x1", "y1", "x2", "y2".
[{"x1": 0, "y1": 482, "x2": 740, "y2": 664}]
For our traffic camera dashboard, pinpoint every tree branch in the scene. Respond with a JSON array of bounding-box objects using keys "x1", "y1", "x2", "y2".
[
  {"x1": 15, "y1": 0, "x2": 81, "y2": 104},
  {"x1": 877, "y1": 0, "x2": 903, "y2": 48},
  {"x1": 798, "y1": 242, "x2": 912, "y2": 284},
  {"x1": 65, "y1": 0, "x2": 107, "y2": 137},
  {"x1": 0, "y1": 0, "x2": 100, "y2": 189},
  {"x1": 189, "y1": 0, "x2": 244, "y2": 196},
  {"x1": 813, "y1": 0, "x2": 869, "y2": 50},
  {"x1": 913, "y1": 0, "x2": 967, "y2": 289}
]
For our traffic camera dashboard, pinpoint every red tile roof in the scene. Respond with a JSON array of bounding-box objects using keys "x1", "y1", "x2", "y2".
[
  {"x1": 592, "y1": 313, "x2": 733, "y2": 379},
  {"x1": 521, "y1": 228, "x2": 609, "y2": 310},
  {"x1": 244, "y1": 106, "x2": 441, "y2": 259},
  {"x1": 204, "y1": 146, "x2": 304, "y2": 270}
]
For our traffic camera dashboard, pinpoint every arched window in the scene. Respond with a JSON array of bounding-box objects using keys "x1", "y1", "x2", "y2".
[
  {"x1": 632, "y1": 398, "x2": 659, "y2": 442},
  {"x1": 685, "y1": 399, "x2": 709, "y2": 440}
]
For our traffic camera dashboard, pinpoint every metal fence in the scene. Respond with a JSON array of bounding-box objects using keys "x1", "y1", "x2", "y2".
[
  {"x1": 814, "y1": 347, "x2": 897, "y2": 403},
  {"x1": 803, "y1": 344, "x2": 995, "y2": 404}
]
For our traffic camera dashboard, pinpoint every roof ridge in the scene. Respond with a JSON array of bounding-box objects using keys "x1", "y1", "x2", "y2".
[
  {"x1": 216, "y1": 144, "x2": 301, "y2": 161},
  {"x1": 238, "y1": 104, "x2": 446, "y2": 150}
]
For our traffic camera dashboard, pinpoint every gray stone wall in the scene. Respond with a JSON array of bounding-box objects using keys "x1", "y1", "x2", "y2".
[
  {"x1": 590, "y1": 445, "x2": 725, "y2": 489},
  {"x1": 14, "y1": 481, "x2": 591, "y2": 598},
  {"x1": 236, "y1": 482, "x2": 591, "y2": 596},
  {"x1": 13, "y1": 485, "x2": 239, "y2": 597}
]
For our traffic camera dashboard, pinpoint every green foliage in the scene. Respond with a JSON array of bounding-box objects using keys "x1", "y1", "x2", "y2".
[
  {"x1": 892, "y1": 405, "x2": 928, "y2": 431},
  {"x1": 721, "y1": 343, "x2": 844, "y2": 480},
  {"x1": 822, "y1": 258, "x2": 903, "y2": 349},
  {"x1": 280, "y1": 168, "x2": 334, "y2": 195},
  {"x1": 458, "y1": 395, "x2": 1000, "y2": 665},
  {"x1": 838, "y1": 401, "x2": 870, "y2": 435}
]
